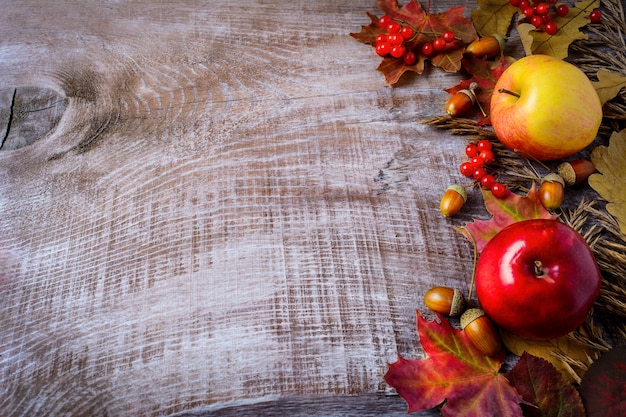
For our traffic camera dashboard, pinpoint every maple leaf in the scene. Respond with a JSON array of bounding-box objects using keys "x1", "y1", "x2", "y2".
[
  {"x1": 518, "y1": 0, "x2": 600, "y2": 59},
  {"x1": 589, "y1": 128, "x2": 626, "y2": 235},
  {"x1": 579, "y1": 345, "x2": 626, "y2": 417},
  {"x1": 350, "y1": 0, "x2": 477, "y2": 84},
  {"x1": 592, "y1": 69, "x2": 626, "y2": 105},
  {"x1": 471, "y1": 0, "x2": 518, "y2": 37},
  {"x1": 457, "y1": 184, "x2": 557, "y2": 253},
  {"x1": 445, "y1": 55, "x2": 511, "y2": 124},
  {"x1": 507, "y1": 353, "x2": 586, "y2": 417},
  {"x1": 385, "y1": 312, "x2": 525, "y2": 417}
]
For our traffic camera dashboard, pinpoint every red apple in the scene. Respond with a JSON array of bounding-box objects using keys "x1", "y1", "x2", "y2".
[
  {"x1": 475, "y1": 219, "x2": 601, "y2": 340},
  {"x1": 490, "y1": 54, "x2": 602, "y2": 161}
]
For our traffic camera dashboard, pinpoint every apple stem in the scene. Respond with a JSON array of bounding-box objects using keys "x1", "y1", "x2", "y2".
[
  {"x1": 498, "y1": 88, "x2": 521, "y2": 98},
  {"x1": 534, "y1": 260, "x2": 545, "y2": 277}
]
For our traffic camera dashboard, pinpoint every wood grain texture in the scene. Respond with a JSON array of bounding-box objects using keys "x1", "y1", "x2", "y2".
[{"x1": 0, "y1": 1, "x2": 481, "y2": 415}]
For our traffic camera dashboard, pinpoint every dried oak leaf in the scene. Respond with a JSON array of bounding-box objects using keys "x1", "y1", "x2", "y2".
[
  {"x1": 589, "y1": 128, "x2": 626, "y2": 235},
  {"x1": 471, "y1": 0, "x2": 518, "y2": 37},
  {"x1": 579, "y1": 345, "x2": 626, "y2": 417},
  {"x1": 592, "y1": 69, "x2": 626, "y2": 105},
  {"x1": 350, "y1": 0, "x2": 477, "y2": 84},
  {"x1": 518, "y1": 0, "x2": 600, "y2": 59},
  {"x1": 445, "y1": 55, "x2": 511, "y2": 124},
  {"x1": 457, "y1": 184, "x2": 557, "y2": 253},
  {"x1": 385, "y1": 311, "x2": 524, "y2": 416},
  {"x1": 501, "y1": 330, "x2": 599, "y2": 384},
  {"x1": 507, "y1": 352, "x2": 586, "y2": 417}
]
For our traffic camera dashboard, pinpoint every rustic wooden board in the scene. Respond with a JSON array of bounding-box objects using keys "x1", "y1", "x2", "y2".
[{"x1": 0, "y1": 1, "x2": 485, "y2": 415}]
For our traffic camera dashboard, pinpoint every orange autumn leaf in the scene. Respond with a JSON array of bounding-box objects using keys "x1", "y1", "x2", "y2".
[
  {"x1": 384, "y1": 312, "x2": 524, "y2": 416},
  {"x1": 350, "y1": 0, "x2": 477, "y2": 84},
  {"x1": 457, "y1": 184, "x2": 557, "y2": 253}
]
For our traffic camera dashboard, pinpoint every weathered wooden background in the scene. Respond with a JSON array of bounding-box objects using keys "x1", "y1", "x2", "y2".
[{"x1": 0, "y1": 1, "x2": 498, "y2": 415}]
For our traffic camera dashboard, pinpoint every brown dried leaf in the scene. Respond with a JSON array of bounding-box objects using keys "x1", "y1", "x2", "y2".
[
  {"x1": 518, "y1": 0, "x2": 600, "y2": 59},
  {"x1": 501, "y1": 330, "x2": 599, "y2": 384},
  {"x1": 589, "y1": 128, "x2": 626, "y2": 235},
  {"x1": 471, "y1": 0, "x2": 518, "y2": 37},
  {"x1": 592, "y1": 69, "x2": 626, "y2": 105}
]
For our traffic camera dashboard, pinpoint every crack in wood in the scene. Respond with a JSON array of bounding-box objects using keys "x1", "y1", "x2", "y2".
[{"x1": 0, "y1": 88, "x2": 17, "y2": 151}]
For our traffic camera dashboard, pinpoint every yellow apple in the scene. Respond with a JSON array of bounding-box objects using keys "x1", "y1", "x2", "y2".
[{"x1": 490, "y1": 54, "x2": 602, "y2": 161}]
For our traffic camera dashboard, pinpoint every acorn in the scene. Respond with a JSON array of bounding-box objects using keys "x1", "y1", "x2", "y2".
[
  {"x1": 464, "y1": 34, "x2": 505, "y2": 58},
  {"x1": 446, "y1": 87, "x2": 476, "y2": 117},
  {"x1": 424, "y1": 286, "x2": 467, "y2": 317},
  {"x1": 557, "y1": 159, "x2": 596, "y2": 186},
  {"x1": 460, "y1": 308, "x2": 502, "y2": 357},
  {"x1": 439, "y1": 184, "x2": 467, "y2": 217},
  {"x1": 539, "y1": 173, "x2": 565, "y2": 210}
]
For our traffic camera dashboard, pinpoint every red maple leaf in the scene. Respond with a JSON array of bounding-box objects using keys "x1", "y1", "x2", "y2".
[
  {"x1": 456, "y1": 184, "x2": 557, "y2": 253},
  {"x1": 445, "y1": 56, "x2": 511, "y2": 124},
  {"x1": 350, "y1": 0, "x2": 477, "y2": 84},
  {"x1": 385, "y1": 311, "x2": 525, "y2": 416}
]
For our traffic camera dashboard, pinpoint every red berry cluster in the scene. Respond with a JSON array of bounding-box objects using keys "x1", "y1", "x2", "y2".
[
  {"x1": 374, "y1": 15, "x2": 457, "y2": 64},
  {"x1": 459, "y1": 139, "x2": 508, "y2": 198},
  {"x1": 509, "y1": 0, "x2": 601, "y2": 35}
]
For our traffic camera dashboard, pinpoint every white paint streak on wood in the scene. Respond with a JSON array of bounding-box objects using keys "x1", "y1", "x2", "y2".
[{"x1": 0, "y1": 0, "x2": 476, "y2": 415}]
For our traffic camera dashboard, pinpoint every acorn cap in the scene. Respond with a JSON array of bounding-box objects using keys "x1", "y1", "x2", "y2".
[
  {"x1": 557, "y1": 162, "x2": 577, "y2": 186},
  {"x1": 541, "y1": 173, "x2": 565, "y2": 187},
  {"x1": 446, "y1": 184, "x2": 467, "y2": 202},
  {"x1": 450, "y1": 288, "x2": 466, "y2": 317},
  {"x1": 460, "y1": 308, "x2": 486, "y2": 329}
]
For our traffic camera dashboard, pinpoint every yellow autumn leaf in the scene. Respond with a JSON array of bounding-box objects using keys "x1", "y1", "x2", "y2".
[
  {"x1": 592, "y1": 69, "x2": 626, "y2": 105},
  {"x1": 471, "y1": 0, "x2": 517, "y2": 37},
  {"x1": 589, "y1": 129, "x2": 626, "y2": 235},
  {"x1": 501, "y1": 330, "x2": 599, "y2": 383},
  {"x1": 518, "y1": 0, "x2": 600, "y2": 59}
]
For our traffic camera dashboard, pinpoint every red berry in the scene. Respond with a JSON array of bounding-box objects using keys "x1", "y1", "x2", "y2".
[
  {"x1": 523, "y1": 7, "x2": 535, "y2": 18},
  {"x1": 387, "y1": 21, "x2": 402, "y2": 34},
  {"x1": 390, "y1": 45, "x2": 406, "y2": 58},
  {"x1": 479, "y1": 150, "x2": 496, "y2": 165},
  {"x1": 556, "y1": 4, "x2": 569, "y2": 16},
  {"x1": 375, "y1": 34, "x2": 388, "y2": 44},
  {"x1": 510, "y1": 0, "x2": 521, "y2": 5},
  {"x1": 531, "y1": 15, "x2": 543, "y2": 27},
  {"x1": 465, "y1": 143, "x2": 479, "y2": 158},
  {"x1": 471, "y1": 156, "x2": 482, "y2": 168},
  {"x1": 460, "y1": 161, "x2": 475, "y2": 177},
  {"x1": 589, "y1": 9, "x2": 601, "y2": 23},
  {"x1": 544, "y1": 21, "x2": 558, "y2": 35},
  {"x1": 421, "y1": 42, "x2": 434, "y2": 57},
  {"x1": 376, "y1": 42, "x2": 391, "y2": 56},
  {"x1": 433, "y1": 37, "x2": 446, "y2": 51},
  {"x1": 387, "y1": 34, "x2": 404, "y2": 45},
  {"x1": 547, "y1": 0, "x2": 557, "y2": 4},
  {"x1": 379, "y1": 15, "x2": 392, "y2": 27},
  {"x1": 491, "y1": 183, "x2": 508, "y2": 198},
  {"x1": 477, "y1": 139, "x2": 492, "y2": 152},
  {"x1": 481, "y1": 174, "x2": 496, "y2": 190},
  {"x1": 400, "y1": 26, "x2": 414, "y2": 40},
  {"x1": 442, "y1": 30, "x2": 455, "y2": 43},
  {"x1": 519, "y1": 0, "x2": 531, "y2": 9},
  {"x1": 473, "y1": 167, "x2": 488, "y2": 181},
  {"x1": 543, "y1": 13, "x2": 553, "y2": 23},
  {"x1": 403, "y1": 51, "x2": 417, "y2": 65},
  {"x1": 535, "y1": 3, "x2": 550, "y2": 15}
]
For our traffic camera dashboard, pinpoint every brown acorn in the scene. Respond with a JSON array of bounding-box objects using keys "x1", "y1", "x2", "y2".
[
  {"x1": 460, "y1": 308, "x2": 502, "y2": 357},
  {"x1": 557, "y1": 159, "x2": 596, "y2": 186},
  {"x1": 539, "y1": 173, "x2": 565, "y2": 210},
  {"x1": 446, "y1": 88, "x2": 476, "y2": 117},
  {"x1": 439, "y1": 184, "x2": 467, "y2": 217},
  {"x1": 465, "y1": 34, "x2": 505, "y2": 58},
  {"x1": 424, "y1": 286, "x2": 467, "y2": 317}
]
